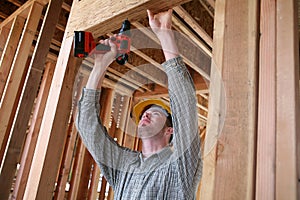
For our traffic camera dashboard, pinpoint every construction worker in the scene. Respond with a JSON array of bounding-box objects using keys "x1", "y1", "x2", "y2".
[{"x1": 76, "y1": 9, "x2": 202, "y2": 199}]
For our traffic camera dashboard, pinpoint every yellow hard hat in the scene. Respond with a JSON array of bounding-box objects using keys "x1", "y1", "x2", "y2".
[{"x1": 132, "y1": 99, "x2": 171, "y2": 124}]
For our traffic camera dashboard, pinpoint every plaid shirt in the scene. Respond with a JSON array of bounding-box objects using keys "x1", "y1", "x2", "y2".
[{"x1": 76, "y1": 56, "x2": 202, "y2": 199}]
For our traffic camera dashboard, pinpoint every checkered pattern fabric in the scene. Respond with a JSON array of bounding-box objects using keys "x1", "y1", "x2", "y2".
[{"x1": 76, "y1": 56, "x2": 202, "y2": 200}]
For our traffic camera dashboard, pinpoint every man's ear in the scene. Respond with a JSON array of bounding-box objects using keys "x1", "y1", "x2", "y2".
[{"x1": 165, "y1": 127, "x2": 173, "y2": 136}]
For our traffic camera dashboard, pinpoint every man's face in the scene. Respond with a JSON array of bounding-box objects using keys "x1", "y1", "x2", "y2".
[{"x1": 137, "y1": 106, "x2": 167, "y2": 139}]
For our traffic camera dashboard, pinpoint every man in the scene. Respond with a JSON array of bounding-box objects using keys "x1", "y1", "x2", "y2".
[{"x1": 76, "y1": 9, "x2": 202, "y2": 199}]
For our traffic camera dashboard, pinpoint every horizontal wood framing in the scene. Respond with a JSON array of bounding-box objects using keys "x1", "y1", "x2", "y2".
[{"x1": 67, "y1": 0, "x2": 192, "y2": 37}]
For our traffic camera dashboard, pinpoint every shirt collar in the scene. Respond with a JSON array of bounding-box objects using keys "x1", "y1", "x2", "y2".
[{"x1": 140, "y1": 145, "x2": 173, "y2": 162}]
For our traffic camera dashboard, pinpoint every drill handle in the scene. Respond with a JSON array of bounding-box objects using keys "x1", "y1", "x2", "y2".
[{"x1": 95, "y1": 43, "x2": 111, "y2": 52}]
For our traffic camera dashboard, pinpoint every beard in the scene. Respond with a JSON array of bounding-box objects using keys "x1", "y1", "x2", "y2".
[{"x1": 137, "y1": 123, "x2": 165, "y2": 139}]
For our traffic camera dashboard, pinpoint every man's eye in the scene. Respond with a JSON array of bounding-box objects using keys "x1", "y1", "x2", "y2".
[{"x1": 153, "y1": 112, "x2": 160, "y2": 116}]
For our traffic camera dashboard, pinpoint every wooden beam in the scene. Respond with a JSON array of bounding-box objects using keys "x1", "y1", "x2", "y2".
[
  {"x1": 79, "y1": 66, "x2": 134, "y2": 95},
  {"x1": 67, "y1": 139, "x2": 86, "y2": 200},
  {"x1": 173, "y1": 6, "x2": 213, "y2": 48},
  {"x1": 0, "y1": 16, "x2": 25, "y2": 100},
  {"x1": 82, "y1": 59, "x2": 147, "y2": 92},
  {"x1": 53, "y1": 74, "x2": 88, "y2": 200},
  {"x1": 53, "y1": 120, "x2": 78, "y2": 200},
  {"x1": 88, "y1": 163, "x2": 101, "y2": 200},
  {"x1": 23, "y1": 31, "x2": 82, "y2": 200},
  {"x1": 132, "y1": 21, "x2": 211, "y2": 81},
  {"x1": 97, "y1": 88, "x2": 115, "y2": 200},
  {"x1": 12, "y1": 62, "x2": 55, "y2": 200},
  {"x1": 200, "y1": 0, "x2": 258, "y2": 199},
  {"x1": 123, "y1": 62, "x2": 167, "y2": 88},
  {"x1": 0, "y1": 11, "x2": 9, "y2": 20},
  {"x1": 62, "y1": 2, "x2": 71, "y2": 12},
  {"x1": 107, "y1": 67, "x2": 151, "y2": 92},
  {"x1": 171, "y1": 17, "x2": 211, "y2": 80},
  {"x1": 131, "y1": 46, "x2": 164, "y2": 71},
  {"x1": 275, "y1": 0, "x2": 300, "y2": 199},
  {"x1": 172, "y1": 14, "x2": 212, "y2": 56},
  {"x1": 199, "y1": 0, "x2": 214, "y2": 18},
  {"x1": 0, "y1": 2, "x2": 43, "y2": 164},
  {"x1": 8, "y1": 0, "x2": 23, "y2": 7},
  {"x1": 67, "y1": 0, "x2": 192, "y2": 37},
  {"x1": 0, "y1": 23, "x2": 11, "y2": 58},
  {"x1": 256, "y1": 0, "x2": 276, "y2": 199},
  {"x1": 77, "y1": 150, "x2": 94, "y2": 199},
  {"x1": 134, "y1": 77, "x2": 208, "y2": 99},
  {"x1": 0, "y1": 1, "x2": 64, "y2": 197},
  {"x1": 0, "y1": 0, "x2": 49, "y2": 29},
  {"x1": 123, "y1": 97, "x2": 137, "y2": 150},
  {"x1": 204, "y1": 0, "x2": 215, "y2": 8}
]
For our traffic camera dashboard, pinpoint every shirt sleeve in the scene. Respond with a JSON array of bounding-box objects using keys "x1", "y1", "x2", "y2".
[
  {"x1": 162, "y1": 56, "x2": 202, "y2": 191},
  {"x1": 75, "y1": 88, "x2": 134, "y2": 188}
]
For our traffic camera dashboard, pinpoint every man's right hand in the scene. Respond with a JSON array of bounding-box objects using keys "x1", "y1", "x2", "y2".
[
  {"x1": 86, "y1": 36, "x2": 117, "y2": 89},
  {"x1": 94, "y1": 37, "x2": 117, "y2": 68}
]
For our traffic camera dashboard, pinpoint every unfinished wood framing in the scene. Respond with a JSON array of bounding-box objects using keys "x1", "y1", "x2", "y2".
[
  {"x1": 23, "y1": 33, "x2": 81, "y2": 198},
  {"x1": 0, "y1": 0, "x2": 299, "y2": 199},
  {"x1": 67, "y1": 0, "x2": 192, "y2": 37},
  {"x1": 201, "y1": 1, "x2": 258, "y2": 199},
  {"x1": 53, "y1": 74, "x2": 88, "y2": 200},
  {"x1": 0, "y1": 1, "x2": 64, "y2": 198},
  {"x1": 12, "y1": 61, "x2": 55, "y2": 200},
  {"x1": 275, "y1": 0, "x2": 299, "y2": 199},
  {"x1": 256, "y1": 0, "x2": 276, "y2": 199},
  {"x1": 0, "y1": 16, "x2": 25, "y2": 100}
]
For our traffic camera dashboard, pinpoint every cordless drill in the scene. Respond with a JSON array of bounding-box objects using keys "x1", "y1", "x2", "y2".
[{"x1": 74, "y1": 20, "x2": 131, "y2": 65}]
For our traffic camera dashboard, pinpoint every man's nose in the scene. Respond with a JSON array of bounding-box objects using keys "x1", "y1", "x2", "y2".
[{"x1": 142, "y1": 111, "x2": 151, "y2": 119}]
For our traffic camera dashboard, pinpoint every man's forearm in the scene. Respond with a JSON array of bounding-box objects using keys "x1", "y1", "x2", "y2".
[
  {"x1": 86, "y1": 63, "x2": 107, "y2": 89},
  {"x1": 158, "y1": 31, "x2": 179, "y2": 61},
  {"x1": 86, "y1": 38, "x2": 117, "y2": 90}
]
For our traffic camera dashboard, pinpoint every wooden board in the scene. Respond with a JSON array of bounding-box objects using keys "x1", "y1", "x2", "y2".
[
  {"x1": 0, "y1": 15, "x2": 25, "y2": 100},
  {"x1": 256, "y1": 0, "x2": 276, "y2": 199},
  {"x1": 22, "y1": 35, "x2": 82, "y2": 199},
  {"x1": 12, "y1": 62, "x2": 55, "y2": 200},
  {"x1": 67, "y1": 0, "x2": 192, "y2": 37},
  {"x1": 0, "y1": 23, "x2": 11, "y2": 58},
  {"x1": 0, "y1": 1, "x2": 43, "y2": 168},
  {"x1": 275, "y1": 0, "x2": 300, "y2": 199},
  {"x1": 0, "y1": 0, "x2": 64, "y2": 198},
  {"x1": 201, "y1": 0, "x2": 258, "y2": 199}
]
